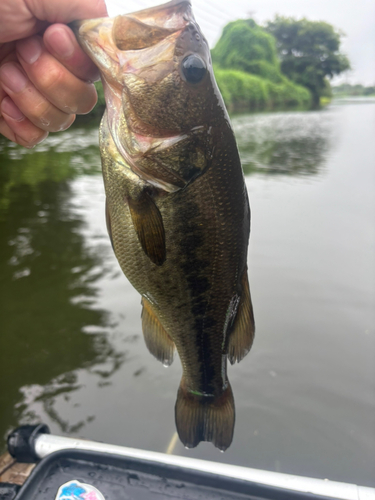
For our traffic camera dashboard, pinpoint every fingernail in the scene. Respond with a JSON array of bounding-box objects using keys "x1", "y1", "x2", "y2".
[
  {"x1": 46, "y1": 27, "x2": 75, "y2": 59},
  {"x1": 1, "y1": 97, "x2": 25, "y2": 121},
  {"x1": 0, "y1": 64, "x2": 28, "y2": 93},
  {"x1": 29, "y1": 131, "x2": 49, "y2": 147},
  {"x1": 17, "y1": 36, "x2": 42, "y2": 65}
]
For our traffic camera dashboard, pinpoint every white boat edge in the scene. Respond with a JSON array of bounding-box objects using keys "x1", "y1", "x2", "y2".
[{"x1": 33, "y1": 433, "x2": 375, "y2": 500}]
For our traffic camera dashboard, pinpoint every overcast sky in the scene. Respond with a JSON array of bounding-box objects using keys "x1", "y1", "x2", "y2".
[{"x1": 105, "y1": 0, "x2": 375, "y2": 85}]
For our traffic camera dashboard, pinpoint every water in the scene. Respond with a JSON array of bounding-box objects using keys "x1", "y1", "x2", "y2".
[{"x1": 0, "y1": 103, "x2": 374, "y2": 487}]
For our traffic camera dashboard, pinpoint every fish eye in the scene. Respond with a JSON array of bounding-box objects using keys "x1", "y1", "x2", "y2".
[{"x1": 181, "y1": 55, "x2": 206, "y2": 84}]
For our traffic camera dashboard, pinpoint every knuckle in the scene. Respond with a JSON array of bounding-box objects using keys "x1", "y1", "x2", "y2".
[
  {"x1": 26, "y1": 100, "x2": 50, "y2": 126},
  {"x1": 38, "y1": 64, "x2": 66, "y2": 94}
]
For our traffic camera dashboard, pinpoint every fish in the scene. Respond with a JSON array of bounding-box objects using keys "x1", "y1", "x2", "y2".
[{"x1": 73, "y1": 0, "x2": 255, "y2": 451}]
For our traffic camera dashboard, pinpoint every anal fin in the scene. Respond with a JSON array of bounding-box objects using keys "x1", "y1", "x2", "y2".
[
  {"x1": 141, "y1": 297, "x2": 175, "y2": 366},
  {"x1": 128, "y1": 190, "x2": 166, "y2": 266},
  {"x1": 175, "y1": 378, "x2": 235, "y2": 451},
  {"x1": 228, "y1": 267, "x2": 255, "y2": 365}
]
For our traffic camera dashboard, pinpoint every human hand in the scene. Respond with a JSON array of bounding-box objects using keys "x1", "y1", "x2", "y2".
[{"x1": 0, "y1": 0, "x2": 107, "y2": 148}]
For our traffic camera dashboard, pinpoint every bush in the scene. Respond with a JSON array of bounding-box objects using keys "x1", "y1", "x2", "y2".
[
  {"x1": 211, "y1": 18, "x2": 312, "y2": 111},
  {"x1": 214, "y1": 67, "x2": 311, "y2": 112},
  {"x1": 212, "y1": 20, "x2": 283, "y2": 83}
]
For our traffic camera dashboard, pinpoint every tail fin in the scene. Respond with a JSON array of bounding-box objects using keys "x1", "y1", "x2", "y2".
[{"x1": 175, "y1": 378, "x2": 235, "y2": 451}]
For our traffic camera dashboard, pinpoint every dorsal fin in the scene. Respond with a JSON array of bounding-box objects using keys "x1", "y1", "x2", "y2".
[
  {"x1": 141, "y1": 297, "x2": 175, "y2": 366},
  {"x1": 227, "y1": 267, "x2": 255, "y2": 365}
]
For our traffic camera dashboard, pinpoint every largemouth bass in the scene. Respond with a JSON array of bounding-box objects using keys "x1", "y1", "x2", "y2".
[{"x1": 74, "y1": 0, "x2": 255, "y2": 451}]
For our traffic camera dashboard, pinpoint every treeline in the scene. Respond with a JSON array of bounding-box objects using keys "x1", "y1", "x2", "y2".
[{"x1": 332, "y1": 83, "x2": 375, "y2": 97}]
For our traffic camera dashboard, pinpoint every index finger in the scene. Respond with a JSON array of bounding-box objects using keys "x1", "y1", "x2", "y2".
[{"x1": 43, "y1": 24, "x2": 100, "y2": 82}]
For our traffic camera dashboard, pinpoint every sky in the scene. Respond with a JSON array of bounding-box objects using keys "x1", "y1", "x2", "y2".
[{"x1": 105, "y1": 0, "x2": 375, "y2": 86}]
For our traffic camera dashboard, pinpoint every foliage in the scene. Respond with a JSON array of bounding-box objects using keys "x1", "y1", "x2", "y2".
[
  {"x1": 211, "y1": 18, "x2": 313, "y2": 111},
  {"x1": 212, "y1": 19, "x2": 283, "y2": 83},
  {"x1": 214, "y1": 67, "x2": 311, "y2": 112},
  {"x1": 265, "y1": 16, "x2": 350, "y2": 107},
  {"x1": 94, "y1": 81, "x2": 106, "y2": 108},
  {"x1": 332, "y1": 83, "x2": 375, "y2": 97}
]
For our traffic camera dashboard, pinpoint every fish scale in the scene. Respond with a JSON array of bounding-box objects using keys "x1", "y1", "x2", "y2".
[{"x1": 74, "y1": 0, "x2": 255, "y2": 451}]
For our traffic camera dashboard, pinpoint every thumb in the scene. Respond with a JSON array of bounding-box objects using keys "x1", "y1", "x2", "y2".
[
  {"x1": 0, "y1": 0, "x2": 108, "y2": 43},
  {"x1": 28, "y1": 0, "x2": 108, "y2": 24}
]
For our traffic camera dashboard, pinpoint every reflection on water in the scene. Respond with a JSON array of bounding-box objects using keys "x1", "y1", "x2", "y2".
[
  {"x1": 0, "y1": 128, "x2": 100, "y2": 215},
  {"x1": 0, "y1": 129, "x2": 126, "y2": 443},
  {"x1": 233, "y1": 111, "x2": 332, "y2": 176},
  {"x1": 0, "y1": 106, "x2": 374, "y2": 487}
]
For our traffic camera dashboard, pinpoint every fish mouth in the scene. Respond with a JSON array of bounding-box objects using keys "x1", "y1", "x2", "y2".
[
  {"x1": 72, "y1": 0, "x2": 194, "y2": 63},
  {"x1": 72, "y1": 0, "x2": 202, "y2": 132}
]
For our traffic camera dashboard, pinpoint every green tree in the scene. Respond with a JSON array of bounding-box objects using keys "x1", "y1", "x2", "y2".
[
  {"x1": 212, "y1": 19, "x2": 284, "y2": 83},
  {"x1": 265, "y1": 16, "x2": 350, "y2": 107},
  {"x1": 211, "y1": 18, "x2": 312, "y2": 111}
]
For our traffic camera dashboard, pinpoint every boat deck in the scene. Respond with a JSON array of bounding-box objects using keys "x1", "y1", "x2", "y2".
[
  {"x1": 0, "y1": 452, "x2": 35, "y2": 486},
  {"x1": 1, "y1": 427, "x2": 375, "y2": 500}
]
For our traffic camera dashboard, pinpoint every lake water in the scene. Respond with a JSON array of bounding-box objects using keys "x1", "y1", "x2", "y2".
[{"x1": 0, "y1": 102, "x2": 374, "y2": 487}]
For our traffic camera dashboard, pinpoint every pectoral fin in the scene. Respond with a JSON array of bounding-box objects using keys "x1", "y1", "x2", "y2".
[
  {"x1": 128, "y1": 190, "x2": 166, "y2": 266},
  {"x1": 227, "y1": 268, "x2": 255, "y2": 365},
  {"x1": 141, "y1": 297, "x2": 175, "y2": 366}
]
